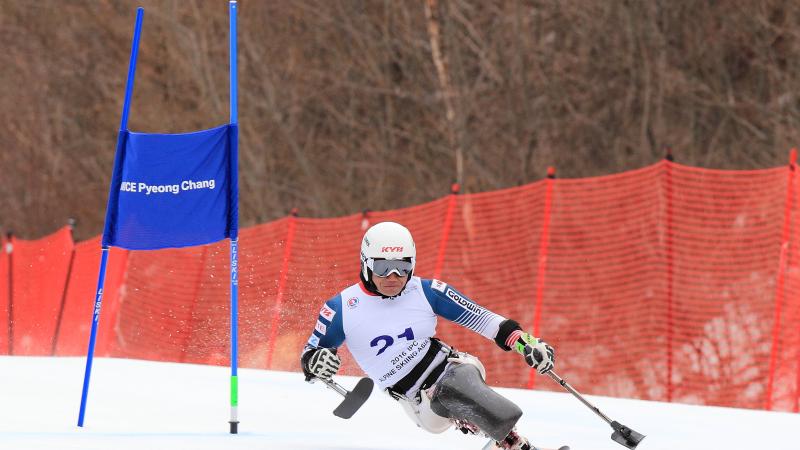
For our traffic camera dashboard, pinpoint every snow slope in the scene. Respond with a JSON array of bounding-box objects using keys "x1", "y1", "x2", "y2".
[{"x1": 0, "y1": 357, "x2": 796, "y2": 450}]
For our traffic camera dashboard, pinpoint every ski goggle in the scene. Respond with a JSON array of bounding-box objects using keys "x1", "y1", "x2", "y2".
[{"x1": 367, "y1": 258, "x2": 414, "y2": 277}]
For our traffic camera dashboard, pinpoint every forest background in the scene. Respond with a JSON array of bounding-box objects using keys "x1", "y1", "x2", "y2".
[{"x1": 2, "y1": 0, "x2": 800, "y2": 240}]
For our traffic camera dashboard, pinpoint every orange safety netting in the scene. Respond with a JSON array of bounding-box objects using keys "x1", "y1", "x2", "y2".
[{"x1": 3, "y1": 158, "x2": 800, "y2": 412}]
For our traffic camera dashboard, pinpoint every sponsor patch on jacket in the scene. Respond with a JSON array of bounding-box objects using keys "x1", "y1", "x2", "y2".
[
  {"x1": 445, "y1": 288, "x2": 484, "y2": 315},
  {"x1": 431, "y1": 279, "x2": 447, "y2": 292},
  {"x1": 308, "y1": 335, "x2": 320, "y2": 347},
  {"x1": 320, "y1": 304, "x2": 336, "y2": 321},
  {"x1": 315, "y1": 320, "x2": 327, "y2": 334}
]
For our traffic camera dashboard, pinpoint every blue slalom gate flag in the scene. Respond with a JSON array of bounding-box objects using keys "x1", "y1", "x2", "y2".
[
  {"x1": 80, "y1": 3, "x2": 241, "y2": 433},
  {"x1": 102, "y1": 124, "x2": 239, "y2": 250}
]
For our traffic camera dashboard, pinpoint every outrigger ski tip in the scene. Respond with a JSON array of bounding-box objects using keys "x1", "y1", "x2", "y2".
[
  {"x1": 611, "y1": 421, "x2": 646, "y2": 449},
  {"x1": 317, "y1": 377, "x2": 374, "y2": 419},
  {"x1": 545, "y1": 371, "x2": 645, "y2": 449}
]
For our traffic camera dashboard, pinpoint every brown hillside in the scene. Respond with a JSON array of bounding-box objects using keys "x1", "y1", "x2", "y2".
[{"x1": 2, "y1": 0, "x2": 799, "y2": 240}]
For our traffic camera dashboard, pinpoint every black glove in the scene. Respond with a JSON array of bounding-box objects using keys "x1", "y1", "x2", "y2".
[{"x1": 301, "y1": 347, "x2": 341, "y2": 381}]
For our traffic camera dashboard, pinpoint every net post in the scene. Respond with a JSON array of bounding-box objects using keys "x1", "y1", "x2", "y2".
[
  {"x1": 433, "y1": 183, "x2": 460, "y2": 280},
  {"x1": 52, "y1": 219, "x2": 77, "y2": 355},
  {"x1": 765, "y1": 148, "x2": 797, "y2": 410},
  {"x1": 361, "y1": 209, "x2": 371, "y2": 231},
  {"x1": 527, "y1": 167, "x2": 556, "y2": 390},
  {"x1": 664, "y1": 148, "x2": 675, "y2": 402},
  {"x1": 179, "y1": 245, "x2": 209, "y2": 363},
  {"x1": 789, "y1": 148, "x2": 800, "y2": 413},
  {"x1": 792, "y1": 151, "x2": 800, "y2": 414}
]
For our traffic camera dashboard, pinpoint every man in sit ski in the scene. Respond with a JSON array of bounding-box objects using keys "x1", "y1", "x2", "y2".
[{"x1": 301, "y1": 222, "x2": 555, "y2": 450}]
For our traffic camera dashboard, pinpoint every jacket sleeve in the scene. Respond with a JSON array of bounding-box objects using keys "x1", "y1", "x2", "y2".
[
  {"x1": 300, "y1": 294, "x2": 346, "y2": 375},
  {"x1": 421, "y1": 278, "x2": 516, "y2": 350}
]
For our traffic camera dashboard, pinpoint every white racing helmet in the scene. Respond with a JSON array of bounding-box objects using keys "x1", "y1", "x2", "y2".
[{"x1": 360, "y1": 222, "x2": 416, "y2": 294}]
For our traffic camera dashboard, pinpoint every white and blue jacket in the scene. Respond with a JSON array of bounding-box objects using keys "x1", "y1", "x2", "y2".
[{"x1": 302, "y1": 276, "x2": 510, "y2": 390}]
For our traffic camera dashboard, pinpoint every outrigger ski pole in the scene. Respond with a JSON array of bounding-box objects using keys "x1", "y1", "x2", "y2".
[
  {"x1": 314, "y1": 377, "x2": 375, "y2": 419},
  {"x1": 546, "y1": 371, "x2": 645, "y2": 449}
]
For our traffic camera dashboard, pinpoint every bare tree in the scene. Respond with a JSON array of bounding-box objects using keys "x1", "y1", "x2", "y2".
[{"x1": 2, "y1": 0, "x2": 800, "y2": 240}]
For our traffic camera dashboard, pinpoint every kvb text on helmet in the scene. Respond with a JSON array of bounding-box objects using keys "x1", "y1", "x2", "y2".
[{"x1": 360, "y1": 222, "x2": 416, "y2": 297}]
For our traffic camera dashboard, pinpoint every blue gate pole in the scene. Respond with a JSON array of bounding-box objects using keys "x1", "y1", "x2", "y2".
[
  {"x1": 228, "y1": 0, "x2": 240, "y2": 435},
  {"x1": 77, "y1": 247, "x2": 109, "y2": 427},
  {"x1": 78, "y1": 7, "x2": 144, "y2": 427}
]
